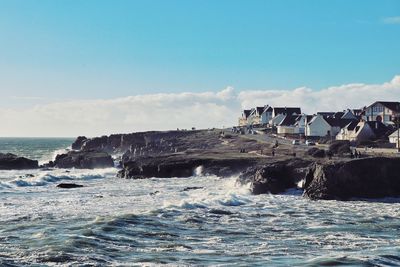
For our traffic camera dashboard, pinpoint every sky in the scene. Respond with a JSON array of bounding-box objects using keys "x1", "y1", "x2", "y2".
[{"x1": 0, "y1": 0, "x2": 399, "y2": 137}]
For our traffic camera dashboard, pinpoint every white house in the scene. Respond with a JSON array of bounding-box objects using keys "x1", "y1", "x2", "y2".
[
  {"x1": 294, "y1": 114, "x2": 313, "y2": 134},
  {"x1": 260, "y1": 106, "x2": 273, "y2": 125},
  {"x1": 389, "y1": 129, "x2": 400, "y2": 148},
  {"x1": 306, "y1": 115, "x2": 355, "y2": 137},
  {"x1": 248, "y1": 107, "x2": 265, "y2": 125},
  {"x1": 363, "y1": 101, "x2": 400, "y2": 125},
  {"x1": 269, "y1": 113, "x2": 286, "y2": 127},
  {"x1": 306, "y1": 115, "x2": 332, "y2": 137},
  {"x1": 336, "y1": 121, "x2": 390, "y2": 142},
  {"x1": 238, "y1": 109, "x2": 251, "y2": 126},
  {"x1": 276, "y1": 115, "x2": 298, "y2": 135}
]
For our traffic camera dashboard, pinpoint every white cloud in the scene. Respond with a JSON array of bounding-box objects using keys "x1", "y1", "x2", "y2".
[
  {"x1": 1, "y1": 76, "x2": 400, "y2": 137},
  {"x1": 382, "y1": 16, "x2": 400, "y2": 24}
]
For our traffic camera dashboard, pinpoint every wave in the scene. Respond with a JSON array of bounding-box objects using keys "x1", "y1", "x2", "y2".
[
  {"x1": 38, "y1": 146, "x2": 71, "y2": 165},
  {"x1": 0, "y1": 168, "x2": 116, "y2": 188}
]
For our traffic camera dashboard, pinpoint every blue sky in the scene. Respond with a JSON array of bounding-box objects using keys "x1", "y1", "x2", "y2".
[
  {"x1": 1, "y1": 0, "x2": 400, "y2": 136},
  {"x1": 0, "y1": 0, "x2": 399, "y2": 102}
]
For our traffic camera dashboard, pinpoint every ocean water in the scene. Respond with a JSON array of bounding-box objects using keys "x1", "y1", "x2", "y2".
[{"x1": 0, "y1": 139, "x2": 400, "y2": 266}]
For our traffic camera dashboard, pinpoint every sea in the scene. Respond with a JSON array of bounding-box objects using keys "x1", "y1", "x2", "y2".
[{"x1": 0, "y1": 138, "x2": 400, "y2": 266}]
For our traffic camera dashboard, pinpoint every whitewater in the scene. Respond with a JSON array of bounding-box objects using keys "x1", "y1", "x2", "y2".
[{"x1": 0, "y1": 138, "x2": 400, "y2": 266}]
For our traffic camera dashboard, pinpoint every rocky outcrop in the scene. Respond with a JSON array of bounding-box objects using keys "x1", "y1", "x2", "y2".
[
  {"x1": 118, "y1": 155, "x2": 259, "y2": 179},
  {"x1": 248, "y1": 159, "x2": 312, "y2": 194},
  {"x1": 303, "y1": 157, "x2": 400, "y2": 200},
  {"x1": 57, "y1": 183, "x2": 84, "y2": 189},
  {"x1": 0, "y1": 153, "x2": 39, "y2": 170},
  {"x1": 71, "y1": 136, "x2": 87, "y2": 150},
  {"x1": 51, "y1": 151, "x2": 114, "y2": 169}
]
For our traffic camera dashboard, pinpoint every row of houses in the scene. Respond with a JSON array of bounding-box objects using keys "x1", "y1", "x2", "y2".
[{"x1": 238, "y1": 101, "x2": 400, "y2": 147}]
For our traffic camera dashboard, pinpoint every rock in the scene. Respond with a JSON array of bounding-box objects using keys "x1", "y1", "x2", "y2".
[
  {"x1": 71, "y1": 136, "x2": 88, "y2": 150},
  {"x1": 118, "y1": 155, "x2": 258, "y2": 179},
  {"x1": 306, "y1": 148, "x2": 326, "y2": 158},
  {"x1": 183, "y1": 186, "x2": 203, "y2": 191},
  {"x1": 0, "y1": 153, "x2": 38, "y2": 170},
  {"x1": 303, "y1": 157, "x2": 400, "y2": 200},
  {"x1": 52, "y1": 150, "x2": 114, "y2": 169},
  {"x1": 250, "y1": 159, "x2": 312, "y2": 194},
  {"x1": 57, "y1": 183, "x2": 84, "y2": 189},
  {"x1": 328, "y1": 140, "x2": 350, "y2": 155}
]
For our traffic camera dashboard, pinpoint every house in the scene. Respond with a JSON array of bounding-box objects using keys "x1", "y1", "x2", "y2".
[
  {"x1": 269, "y1": 107, "x2": 301, "y2": 126},
  {"x1": 306, "y1": 115, "x2": 355, "y2": 137},
  {"x1": 260, "y1": 106, "x2": 273, "y2": 125},
  {"x1": 238, "y1": 109, "x2": 251, "y2": 126},
  {"x1": 248, "y1": 106, "x2": 265, "y2": 125},
  {"x1": 336, "y1": 121, "x2": 390, "y2": 143},
  {"x1": 389, "y1": 129, "x2": 400, "y2": 148},
  {"x1": 363, "y1": 101, "x2": 400, "y2": 125},
  {"x1": 269, "y1": 113, "x2": 286, "y2": 127},
  {"x1": 276, "y1": 115, "x2": 298, "y2": 135},
  {"x1": 336, "y1": 121, "x2": 359, "y2": 141}
]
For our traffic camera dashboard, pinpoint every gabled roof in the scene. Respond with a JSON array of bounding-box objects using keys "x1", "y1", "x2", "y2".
[
  {"x1": 256, "y1": 106, "x2": 264, "y2": 115},
  {"x1": 333, "y1": 112, "x2": 344, "y2": 119},
  {"x1": 324, "y1": 118, "x2": 355, "y2": 128},
  {"x1": 243, "y1": 109, "x2": 251, "y2": 119},
  {"x1": 365, "y1": 121, "x2": 391, "y2": 138},
  {"x1": 278, "y1": 115, "x2": 298, "y2": 126},
  {"x1": 262, "y1": 106, "x2": 273, "y2": 114},
  {"x1": 368, "y1": 101, "x2": 400, "y2": 112},
  {"x1": 273, "y1": 107, "x2": 301, "y2": 115},
  {"x1": 344, "y1": 120, "x2": 359, "y2": 131}
]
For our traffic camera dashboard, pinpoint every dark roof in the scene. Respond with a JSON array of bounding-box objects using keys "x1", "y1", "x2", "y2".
[
  {"x1": 317, "y1": 112, "x2": 335, "y2": 117},
  {"x1": 278, "y1": 115, "x2": 298, "y2": 126},
  {"x1": 273, "y1": 107, "x2": 301, "y2": 115},
  {"x1": 370, "y1": 101, "x2": 400, "y2": 112},
  {"x1": 333, "y1": 112, "x2": 345, "y2": 119},
  {"x1": 243, "y1": 110, "x2": 251, "y2": 118},
  {"x1": 365, "y1": 121, "x2": 391, "y2": 138},
  {"x1": 256, "y1": 106, "x2": 264, "y2": 115},
  {"x1": 324, "y1": 118, "x2": 356, "y2": 128},
  {"x1": 345, "y1": 120, "x2": 359, "y2": 131},
  {"x1": 264, "y1": 106, "x2": 273, "y2": 112}
]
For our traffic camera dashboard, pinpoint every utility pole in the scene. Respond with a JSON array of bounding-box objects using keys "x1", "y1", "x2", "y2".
[
  {"x1": 397, "y1": 115, "x2": 400, "y2": 153},
  {"x1": 394, "y1": 115, "x2": 400, "y2": 153}
]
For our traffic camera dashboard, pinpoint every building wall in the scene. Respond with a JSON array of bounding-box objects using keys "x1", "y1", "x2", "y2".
[
  {"x1": 306, "y1": 116, "x2": 331, "y2": 137},
  {"x1": 261, "y1": 112, "x2": 272, "y2": 125},
  {"x1": 364, "y1": 103, "x2": 396, "y2": 124},
  {"x1": 277, "y1": 126, "x2": 297, "y2": 135}
]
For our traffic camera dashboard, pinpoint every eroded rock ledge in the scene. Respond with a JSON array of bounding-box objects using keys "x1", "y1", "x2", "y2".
[{"x1": 303, "y1": 157, "x2": 400, "y2": 200}]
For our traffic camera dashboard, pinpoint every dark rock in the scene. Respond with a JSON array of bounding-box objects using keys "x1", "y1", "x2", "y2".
[
  {"x1": 307, "y1": 148, "x2": 326, "y2": 158},
  {"x1": 52, "y1": 150, "x2": 114, "y2": 169},
  {"x1": 118, "y1": 155, "x2": 258, "y2": 179},
  {"x1": 250, "y1": 159, "x2": 312, "y2": 194},
  {"x1": 303, "y1": 157, "x2": 400, "y2": 200},
  {"x1": 57, "y1": 183, "x2": 84, "y2": 189},
  {"x1": 0, "y1": 153, "x2": 38, "y2": 170},
  {"x1": 209, "y1": 209, "x2": 233, "y2": 215},
  {"x1": 183, "y1": 186, "x2": 203, "y2": 191},
  {"x1": 328, "y1": 140, "x2": 350, "y2": 155},
  {"x1": 71, "y1": 136, "x2": 88, "y2": 150}
]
